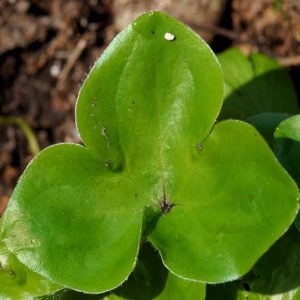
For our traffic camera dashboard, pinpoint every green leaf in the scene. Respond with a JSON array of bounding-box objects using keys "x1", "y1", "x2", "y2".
[
  {"x1": 246, "y1": 113, "x2": 290, "y2": 146},
  {"x1": 43, "y1": 243, "x2": 205, "y2": 300},
  {"x1": 274, "y1": 115, "x2": 300, "y2": 187},
  {"x1": 76, "y1": 11, "x2": 223, "y2": 165},
  {"x1": 218, "y1": 48, "x2": 299, "y2": 120},
  {"x1": 273, "y1": 115, "x2": 300, "y2": 231},
  {"x1": 2, "y1": 144, "x2": 144, "y2": 293},
  {"x1": 206, "y1": 226, "x2": 300, "y2": 300},
  {"x1": 114, "y1": 242, "x2": 168, "y2": 299},
  {"x1": 0, "y1": 219, "x2": 62, "y2": 299},
  {"x1": 114, "y1": 243, "x2": 205, "y2": 299},
  {"x1": 148, "y1": 120, "x2": 298, "y2": 283},
  {"x1": 155, "y1": 272, "x2": 205, "y2": 300},
  {"x1": 2, "y1": 12, "x2": 299, "y2": 294}
]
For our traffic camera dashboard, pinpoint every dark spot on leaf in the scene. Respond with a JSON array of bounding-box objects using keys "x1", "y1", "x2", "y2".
[
  {"x1": 197, "y1": 143, "x2": 203, "y2": 151},
  {"x1": 160, "y1": 188, "x2": 175, "y2": 215},
  {"x1": 134, "y1": 193, "x2": 138, "y2": 197},
  {"x1": 243, "y1": 282, "x2": 251, "y2": 291},
  {"x1": 132, "y1": 101, "x2": 135, "y2": 104},
  {"x1": 249, "y1": 194, "x2": 255, "y2": 201},
  {"x1": 151, "y1": 30, "x2": 155, "y2": 34},
  {"x1": 217, "y1": 229, "x2": 223, "y2": 236},
  {"x1": 161, "y1": 202, "x2": 174, "y2": 214}
]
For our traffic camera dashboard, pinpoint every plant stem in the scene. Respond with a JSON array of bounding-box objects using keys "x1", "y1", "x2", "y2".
[{"x1": 0, "y1": 116, "x2": 40, "y2": 156}]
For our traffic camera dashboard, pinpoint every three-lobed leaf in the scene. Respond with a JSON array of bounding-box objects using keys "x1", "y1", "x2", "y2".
[{"x1": 1, "y1": 11, "x2": 299, "y2": 294}]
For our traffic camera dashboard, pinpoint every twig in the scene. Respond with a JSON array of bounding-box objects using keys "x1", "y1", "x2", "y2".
[
  {"x1": 181, "y1": 17, "x2": 246, "y2": 42},
  {"x1": 188, "y1": 20, "x2": 300, "y2": 67},
  {"x1": 0, "y1": 116, "x2": 40, "y2": 156},
  {"x1": 190, "y1": 22, "x2": 241, "y2": 41},
  {"x1": 277, "y1": 55, "x2": 300, "y2": 67},
  {"x1": 58, "y1": 33, "x2": 90, "y2": 87}
]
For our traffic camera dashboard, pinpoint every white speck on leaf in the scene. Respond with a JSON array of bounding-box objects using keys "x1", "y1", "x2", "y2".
[
  {"x1": 91, "y1": 100, "x2": 98, "y2": 108},
  {"x1": 102, "y1": 127, "x2": 110, "y2": 148},
  {"x1": 164, "y1": 32, "x2": 175, "y2": 41}
]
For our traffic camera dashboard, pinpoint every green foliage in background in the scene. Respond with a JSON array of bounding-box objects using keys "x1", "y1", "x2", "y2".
[
  {"x1": 218, "y1": 48, "x2": 299, "y2": 120},
  {"x1": 274, "y1": 115, "x2": 300, "y2": 231}
]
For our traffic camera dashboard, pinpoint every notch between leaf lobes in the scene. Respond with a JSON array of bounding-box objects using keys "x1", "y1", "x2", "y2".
[{"x1": 160, "y1": 186, "x2": 175, "y2": 215}]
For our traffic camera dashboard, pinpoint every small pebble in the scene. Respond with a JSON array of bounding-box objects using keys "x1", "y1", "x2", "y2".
[{"x1": 50, "y1": 63, "x2": 61, "y2": 77}]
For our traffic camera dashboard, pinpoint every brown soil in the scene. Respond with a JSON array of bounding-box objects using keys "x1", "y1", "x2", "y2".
[{"x1": 232, "y1": 0, "x2": 300, "y2": 57}]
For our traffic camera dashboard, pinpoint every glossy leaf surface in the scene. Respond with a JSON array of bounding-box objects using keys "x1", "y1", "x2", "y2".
[
  {"x1": 218, "y1": 48, "x2": 298, "y2": 120},
  {"x1": 206, "y1": 227, "x2": 300, "y2": 300},
  {"x1": 148, "y1": 120, "x2": 298, "y2": 282},
  {"x1": 43, "y1": 243, "x2": 205, "y2": 299},
  {"x1": 2, "y1": 12, "x2": 299, "y2": 294},
  {"x1": 2, "y1": 144, "x2": 144, "y2": 293},
  {"x1": 0, "y1": 220, "x2": 61, "y2": 300},
  {"x1": 76, "y1": 12, "x2": 223, "y2": 166}
]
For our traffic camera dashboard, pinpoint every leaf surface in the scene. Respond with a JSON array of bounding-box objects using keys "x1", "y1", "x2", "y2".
[
  {"x1": 2, "y1": 144, "x2": 144, "y2": 293},
  {"x1": 76, "y1": 12, "x2": 223, "y2": 170},
  {"x1": 43, "y1": 243, "x2": 205, "y2": 299},
  {"x1": 206, "y1": 227, "x2": 300, "y2": 300},
  {"x1": 0, "y1": 220, "x2": 62, "y2": 299},
  {"x1": 148, "y1": 120, "x2": 298, "y2": 282}
]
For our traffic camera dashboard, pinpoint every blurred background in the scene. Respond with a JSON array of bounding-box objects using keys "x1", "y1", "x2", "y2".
[{"x1": 0, "y1": 0, "x2": 300, "y2": 214}]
